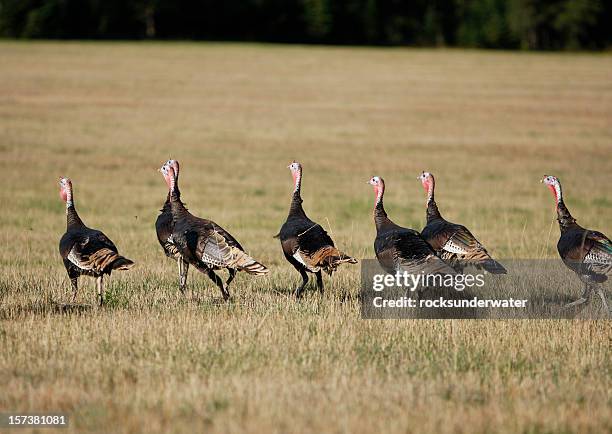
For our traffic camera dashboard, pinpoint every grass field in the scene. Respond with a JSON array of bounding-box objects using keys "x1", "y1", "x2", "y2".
[{"x1": 0, "y1": 42, "x2": 611, "y2": 433}]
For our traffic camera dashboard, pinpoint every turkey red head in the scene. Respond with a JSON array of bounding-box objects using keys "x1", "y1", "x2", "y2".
[
  {"x1": 288, "y1": 161, "x2": 302, "y2": 192},
  {"x1": 368, "y1": 176, "x2": 385, "y2": 206},
  {"x1": 541, "y1": 175, "x2": 562, "y2": 206},
  {"x1": 159, "y1": 162, "x2": 176, "y2": 193},
  {"x1": 165, "y1": 159, "x2": 180, "y2": 179},
  {"x1": 59, "y1": 177, "x2": 73, "y2": 206},
  {"x1": 417, "y1": 172, "x2": 436, "y2": 194}
]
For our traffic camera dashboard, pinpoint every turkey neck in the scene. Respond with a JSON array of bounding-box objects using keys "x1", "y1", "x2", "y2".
[
  {"x1": 425, "y1": 182, "x2": 442, "y2": 222},
  {"x1": 66, "y1": 203, "x2": 84, "y2": 229},
  {"x1": 162, "y1": 186, "x2": 180, "y2": 213},
  {"x1": 551, "y1": 182, "x2": 579, "y2": 233},
  {"x1": 168, "y1": 177, "x2": 189, "y2": 221},
  {"x1": 556, "y1": 200, "x2": 579, "y2": 233},
  {"x1": 64, "y1": 186, "x2": 84, "y2": 229},
  {"x1": 288, "y1": 172, "x2": 307, "y2": 219},
  {"x1": 374, "y1": 188, "x2": 393, "y2": 232}
]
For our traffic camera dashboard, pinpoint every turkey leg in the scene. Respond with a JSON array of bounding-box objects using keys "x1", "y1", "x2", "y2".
[
  {"x1": 563, "y1": 282, "x2": 591, "y2": 309},
  {"x1": 207, "y1": 269, "x2": 230, "y2": 300},
  {"x1": 295, "y1": 268, "x2": 309, "y2": 299},
  {"x1": 178, "y1": 259, "x2": 189, "y2": 295},
  {"x1": 316, "y1": 271, "x2": 324, "y2": 294},
  {"x1": 595, "y1": 288, "x2": 610, "y2": 315},
  {"x1": 70, "y1": 277, "x2": 79, "y2": 302},
  {"x1": 226, "y1": 268, "x2": 236, "y2": 289},
  {"x1": 96, "y1": 276, "x2": 104, "y2": 306}
]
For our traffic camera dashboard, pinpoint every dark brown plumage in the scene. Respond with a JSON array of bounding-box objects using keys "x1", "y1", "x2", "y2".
[
  {"x1": 161, "y1": 163, "x2": 268, "y2": 300},
  {"x1": 156, "y1": 159, "x2": 189, "y2": 293},
  {"x1": 368, "y1": 176, "x2": 456, "y2": 277},
  {"x1": 418, "y1": 172, "x2": 506, "y2": 274},
  {"x1": 58, "y1": 178, "x2": 134, "y2": 305},
  {"x1": 542, "y1": 175, "x2": 611, "y2": 312},
  {"x1": 277, "y1": 162, "x2": 357, "y2": 298}
]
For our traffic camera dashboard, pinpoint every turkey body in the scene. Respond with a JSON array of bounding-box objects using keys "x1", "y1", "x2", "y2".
[
  {"x1": 170, "y1": 207, "x2": 268, "y2": 299},
  {"x1": 59, "y1": 191, "x2": 134, "y2": 305},
  {"x1": 556, "y1": 218, "x2": 611, "y2": 314},
  {"x1": 60, "y1": 226, "x2": 133, "y2": 279},
  {"x1": 156, "y1": 192, "x2": 191, "y2": 293},
  {"x1": 558, "y1": 228, "x2": 612, "y2": 283},
  {"x1": 542, "y1": 175, "x2": 610, "y2": 313},
  {"x1": 278, "y1": 162, "x2": 357, "y2": 298},
  {"x1": 373, "y1": 211, "x2": 456, "y2": 277},
  {"x1": 279, "y1": 212, "x2": 356, "y2": 292},
  {"x1": 421, "y1": 217, "x2": 506, "y2": 274},
  {"x1": 419, "y1": 172, "x2": 506, "y2": 274},
  {"x1": 165, "y1": 164, "x2": 268, "y2": 300},
  {"x1": 156, "y1": 197, "x2": 181, "y2": 261},
  {"x1": 375, "y1": 224, "x2": 454, "y2": 276}
]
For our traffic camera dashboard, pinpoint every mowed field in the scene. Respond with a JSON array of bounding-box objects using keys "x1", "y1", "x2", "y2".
[{"x1": 0, "y1": 42, "x2": 611, "y2": 433}]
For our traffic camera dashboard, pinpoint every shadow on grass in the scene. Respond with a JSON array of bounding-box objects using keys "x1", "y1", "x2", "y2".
[
  {"x1": 536, "y1": 293, "x2": 579, "y2": 305},
  {"x1": 252, "y1": 282, "x2": 358, "y2": 304},
  {"x1": 183, "y1": 290, "x2": 238, "y2": 307},
  {"x1": 251, "y1": 282, "x2": 296, "y2": 298},
  {"x1": 0, "y1": 301, "x2": 93, "y2": 320}
]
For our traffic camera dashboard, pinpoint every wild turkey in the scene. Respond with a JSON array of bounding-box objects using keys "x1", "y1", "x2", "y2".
[
  {"x1": 58, "y1": 177, "x2": 134, "y2": 305},
  {"x1": 368, "y1": 176, "x2": 456, "y2": 280},
  {"x1": 542, "y1": 175, "x2": 611, "y2": 312},
  {"x1": 160, "y1": 162, "x2": 268, "y2": 300},
  {"x1": 156, "y1": 159, "x2": 189, "y2": 293},
  {"x1": 276, "y1": 161, "x2": 357, "y2": 298},
  {"x1": 417, "y1": 172, "x2": 506, "y2": 274}
]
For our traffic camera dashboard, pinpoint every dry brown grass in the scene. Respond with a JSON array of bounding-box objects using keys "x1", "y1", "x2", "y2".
[{"x1": 0, "y1": 41, "x2": 611, "y2": 433}]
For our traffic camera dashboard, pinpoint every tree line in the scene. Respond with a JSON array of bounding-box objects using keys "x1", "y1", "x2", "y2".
[{"x1": 1, "y1": 0, "x2": 610, "y2": 50}]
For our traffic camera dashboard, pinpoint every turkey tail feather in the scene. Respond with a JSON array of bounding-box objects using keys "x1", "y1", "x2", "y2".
[
  {"x1": 444, "y1": 248, "x2": 507, "y2": 274},
  {"x1": 238, "y1": 260, "x2": 268, "y2": 275},
  {"x1": 310, "y1": 246, "x2": 358, "y2": 274},
  {"x1": 232, "y1": 250, "x2": 269, "y2": 275},
  {"x1": 111, "y1": 256, "x2": 135, "y2": 271},
  {"x1": 482, "y1": 259, "x2": 506, "y2": 274},
  {"x1": 85, "y1": 248, "x2": 134, "y2": 273}
]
